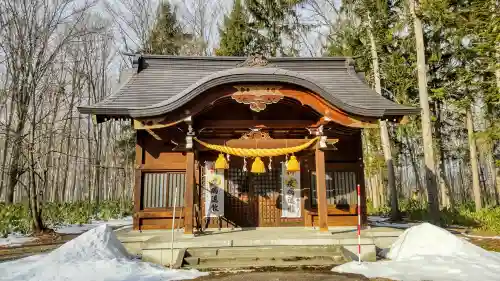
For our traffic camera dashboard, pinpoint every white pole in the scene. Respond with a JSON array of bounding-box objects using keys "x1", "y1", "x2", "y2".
[
  {"x1": 170, "y1": 185, "x2": 179, "y2": 269},
  {"x1": 357, "y1": 184, "x2": 361, "y2": 264}
]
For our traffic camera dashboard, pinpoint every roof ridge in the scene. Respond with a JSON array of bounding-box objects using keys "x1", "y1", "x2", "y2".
[{"x1": 140, "y1": 54, "x2": 353, "y2": 62}]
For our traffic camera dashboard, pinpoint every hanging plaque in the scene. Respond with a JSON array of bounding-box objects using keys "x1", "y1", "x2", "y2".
[
  {"x1": 204, "y1": 162, "x2": 225, "y2": 217},
  {"x1": 281, "y1": 163, "x2": 301, "y2": 218}
]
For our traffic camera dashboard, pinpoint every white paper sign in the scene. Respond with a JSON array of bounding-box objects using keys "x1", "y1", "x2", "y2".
[
  {"x1": 204, "y1": 162, "x2": 224, "y2": 217},
  {"x1": 281, "y1": 163, "x2": 301, "y2": 218}
]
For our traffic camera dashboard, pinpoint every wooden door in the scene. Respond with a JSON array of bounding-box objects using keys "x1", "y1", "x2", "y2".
[{"x1": 252, "y1": 167, "x2": 281, "y2": 227}]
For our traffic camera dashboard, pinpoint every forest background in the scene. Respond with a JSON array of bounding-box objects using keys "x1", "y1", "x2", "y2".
[{"x1": 0, "y1": 0, "x2": 498, "y2": 235}]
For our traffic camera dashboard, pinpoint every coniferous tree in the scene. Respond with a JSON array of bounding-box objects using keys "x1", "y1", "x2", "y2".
[
  {"x1": 327, "y1": 0, "x2": 415, "y2": 218},
  {"x1": 145, "y1": 1, "x2": 184, "y2": 55},
  {"x1": 245, "y1": 0, "x2": 306, "y2": 56},
  {"x1": 216, "y1": 0, "x2": 253, "y2": 56}
]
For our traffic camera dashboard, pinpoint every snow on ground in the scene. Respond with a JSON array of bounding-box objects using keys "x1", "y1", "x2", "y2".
[
  {"x1": 0, "y1": 224, "x2": 208, "y2": 281},
  {"x1": 333, "y1": 222, "x2": 500, "y2": 281},
  {"x1": 55, "y1": 216, "x2": 133, "y2": 234},
  {"x1": 0, "y1": 233, "x2": 37, "y2": 247}
]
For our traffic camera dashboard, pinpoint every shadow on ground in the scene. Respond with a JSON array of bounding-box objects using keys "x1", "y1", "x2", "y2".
[{"x1": 195, "y1": 268, "x2": 393, "y2": 281}]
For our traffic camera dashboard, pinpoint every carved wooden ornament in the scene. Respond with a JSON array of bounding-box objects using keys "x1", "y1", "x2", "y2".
[
  {"x1": 240, "y1": 129, "x2": 272, "y2": 140},
  {"x1": 232, "y1": 85, "x2": 284, "y2": 112}
]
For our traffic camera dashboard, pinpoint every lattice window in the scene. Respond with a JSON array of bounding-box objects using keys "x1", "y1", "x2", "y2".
[
  {"x1": 253, "y1": 169, "x2": 281, "y2": 197},
  {"x1": 228, "y1": 168, "x2": 249, "y2": 199},
  {"x1": 142, "y1": 172, "x2": 185, "y2": 209},
  {"x1": 310, "y1": 171, "x2": 357, "y2": 207}
]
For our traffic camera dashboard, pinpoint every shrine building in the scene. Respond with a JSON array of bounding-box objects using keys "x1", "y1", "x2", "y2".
[{"x1": 78, "y1": 55, "x2": 418, "y2": 234}]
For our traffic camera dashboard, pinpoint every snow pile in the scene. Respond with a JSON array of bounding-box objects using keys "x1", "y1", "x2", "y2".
[
  {"x1": 0, "y1": 224, "x2": 208, "y2": 281},
  {"x1": 333, "y1": 222, "x2": 500, "y2": 281},
  {"x1": 0, "y1": 233, "x2": 37, "y2": 247}
]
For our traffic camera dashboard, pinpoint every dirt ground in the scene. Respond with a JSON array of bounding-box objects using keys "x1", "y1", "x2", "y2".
[
  {"x1": 195, "y1": 270, "x2": 391, "y2": 281},
  {"x1": 465, "y1": 237, "x2": 500, "y2": 251}
]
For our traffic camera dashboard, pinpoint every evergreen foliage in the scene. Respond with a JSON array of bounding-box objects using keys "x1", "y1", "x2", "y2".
[
  {"x1": 326, "y1": 0, "x2": 499, "y2": 213},
  {"x1": 217, "y1": 0, "x2": 307, "y2": 57},
  {"x1": 145, "y1": 1, "x2": 185, "y2": 55},
  {"x1": 216, "y1": 0, "x2": 253, "y2": 56},
  {"x1": 245, "y1": 0, "x2": 306, "y2": 56}
]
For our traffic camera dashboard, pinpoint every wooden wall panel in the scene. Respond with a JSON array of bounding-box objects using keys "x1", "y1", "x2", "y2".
[
  {"x1": 139, "y1": 218, "x2": 184, "y2": 230},
  {"x1": 143, "y1": 152, "x2": 187, "y2": 170},
  {"x1": 310, "y1": 215, "x2": 358, "y2": 227}
]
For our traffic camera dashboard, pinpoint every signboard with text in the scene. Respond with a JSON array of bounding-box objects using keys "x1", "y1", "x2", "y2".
[
  {"x1": 281, "y1": 163, "x2": 301, "y2": 218},
  {"x1": 204, "y1": 162, "x2": 225, "y2": 217}
]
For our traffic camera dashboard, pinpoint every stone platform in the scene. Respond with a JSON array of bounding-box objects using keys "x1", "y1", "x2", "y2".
[{"x1": 115, "y1": 226, "x2": 403, "y2": 268}]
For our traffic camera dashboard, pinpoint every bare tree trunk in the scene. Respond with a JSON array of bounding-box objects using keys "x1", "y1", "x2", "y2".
[
  {"x1": 0, "y1": 97, "x2": 15, "y2": 202},
  {"x1": 60, "y1": 69, "x2": 78, "y2": 202},
  {"x1": 494, "y1": 37, "x2": 500, "y2": 204},
  {"x1": 43, "y1": 86, "x2": 62, "y2": 203},
  {"x1": 434, "y1": 101, "x2": 453, "y2": 208},
  {"x1": 72, "y1": 114, "x2": 82, "y2": 201},
  {"x1": 406, "y1": 133, "x2": 423, "y2": 196},
  {"x1": 466, "y1": 107, "x2": 482, "y2": 211},
  {"x1": 7, "y1": 114, "x2": 28, "y2": 203},
  {"x1": 409, "y1": 0, "x2": 440, "y2": 223},
  {"x1": 367, "y1": 19, "x2": 399, "y2": 220}
]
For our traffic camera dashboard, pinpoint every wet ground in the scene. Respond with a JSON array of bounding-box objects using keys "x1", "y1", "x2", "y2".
[{"x1": 196, "y1": 270, "x2": 391, "y2": 281}]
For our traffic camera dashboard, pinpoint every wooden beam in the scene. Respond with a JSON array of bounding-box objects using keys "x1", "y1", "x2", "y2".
[
  {"x1": 133, "y1": 119, "x2": 182, "y2": 130},
  {"x1": 184, "y1": 151, "x2": 195, "y2": 234},
  {"x1": 315, "y1": 145, "x2": 328, "y2": 232},
  {"x1": 137, "y1": 210, "x2": 184, "y2": 218},
  {"x1": 145, "y1": 128, "x2": 162, "y2": 140},
  {"x1": 198, "y1": 119, "x2": 317, "y2": 129},
  {"x1": 194, "y1": 138, "x2": 333, "y2": 150}
]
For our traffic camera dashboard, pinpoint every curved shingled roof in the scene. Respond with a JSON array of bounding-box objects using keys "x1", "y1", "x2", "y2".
[{"x1": 78, "y1": 55, "x2": 419, "y2": 118}]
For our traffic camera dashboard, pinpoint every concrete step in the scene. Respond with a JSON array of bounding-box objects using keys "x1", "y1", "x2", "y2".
[
  {"x1": 186, "y1": 257, "x2": 344, "y2": 270},
  {"x1": 181, "y1": 245, "x2": 350, "y2": 269},
  {"x1": 185, "y1": 245, "x2": 343, "y2": 258},
  {"x1": 199, "y1": 255, "x2": 344, "y2": 264},
  {"x1": 184, "y1": 256, "x2": 200, "y2": 266}
]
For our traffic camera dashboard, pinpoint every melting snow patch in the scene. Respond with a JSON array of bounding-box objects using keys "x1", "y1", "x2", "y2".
[
  {"x1": 333, "y1": 222, "x2": 500, "y2": 281},
  {"x1": 0, "y1": 224, "x2": 208, "y2": 281},
  {"x1": 55, "y1": 216, "x2": 133, "y2": 234},
  {"x1": 0, "y1": 233, "x2": 37, "y2": 247}
]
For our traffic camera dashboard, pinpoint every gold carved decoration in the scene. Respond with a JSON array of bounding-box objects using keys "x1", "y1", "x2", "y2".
[
  {"x1": 240, "y1": 129, "x2": 272, "y2": 140},
  {"x1": 232, "y1": 85, "x2": 284, "y2": 112}
]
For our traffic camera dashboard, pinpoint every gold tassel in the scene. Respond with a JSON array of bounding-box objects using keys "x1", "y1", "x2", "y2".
[
  {"x1": 286, "y1": 155, "x2": 300, "y2": 172},
  {"x1": 215, "y1": 153, "x2": 228, "y2": 170},
  {"x1": 251, "y1": 157, "x2": 266, "y2": 174}
]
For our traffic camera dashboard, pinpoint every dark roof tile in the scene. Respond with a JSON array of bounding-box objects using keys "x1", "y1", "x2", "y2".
[{"x1": 78, "y1": 55, "x2": 419, "y2": 118}]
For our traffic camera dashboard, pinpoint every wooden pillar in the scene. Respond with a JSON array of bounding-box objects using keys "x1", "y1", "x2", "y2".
[
  {"x1": 315, "y1": 146, "x2": 328, "y2": 232},
  {"x1": 357, "y1": 132, "x2": 368, "y2": 226},
  {"x1": 184, "y1": 151, "x2": 195, "y2": 234},
  {"x1": 133, "y1": 133, "x2": 143, "y2": 231}
]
